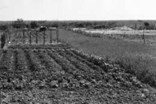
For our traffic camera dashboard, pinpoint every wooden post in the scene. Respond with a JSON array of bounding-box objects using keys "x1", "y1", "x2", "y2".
[
  {"x1": 56, "y1": 28, "x2": 59, "y2": 43},
  {"x1": 8, "y1": 31, "x2": 10, "y2": 42},
  {"x1": 4, "y1": 31, "x2": 7, "y2": 43},
  {"x1": 4, "y1": 32, "x2": 6, "y2": 45},
  {"x1": 143, "y1": 29, "x2": 145, "y2": 44},
  {"x1": 35, "y1": 31, "x2": 38, "y2": 44},
  {"x1": 29, "y1": 31, "x2": 32, "y2": 44},
  {"x1": 43, "y1": 31, "x2": 45, "y2": 44},
  {"x1": 6, "y1": 31, "x2": 9, "y2": 43},
  {"x1": 22, "y1": 30, "x2": 25, "y2": 44},
  {"x1": 50, "y1": 29, "x2": 52, "y2": 43},
  {"x1": 15, "y1": 32, "x2": 17, "y2": 44}
]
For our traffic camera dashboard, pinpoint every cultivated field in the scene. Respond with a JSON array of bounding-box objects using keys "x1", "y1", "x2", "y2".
[
  {"x1": 0, "y1": 29, "x2": 156, "y2": 103},
  {"x1": 0, "y1": 44, "x2": 156, "y2": 103}
]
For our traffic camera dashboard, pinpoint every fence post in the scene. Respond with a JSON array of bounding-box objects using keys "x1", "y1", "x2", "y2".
[
  {"x1": 1, "y1": 32, "x2": 6, "y2": 48},
  {"x1": 50, "y1": 29, "x2": 52, "y2": 43},
  {"x1": 29, "y1": 31, "x2": 32, "y2": 44},
  {"x1": 6, "y1": 31, "x2": 9, "y2": 43},
  {"x1": 143, "y1": 29, "x2": 145, "y2": 44},
  {"x1": 4, "y1": 31, "x2": 8, "y2": 43},
  {"x1": 43, "y1": 31, "x2": 46, "y2": 45},
  {"x1": 8, "y1": 31, "x2": 11, "y2": 42},
  {"x1": 22, "y1": 30, "x2": 25, "y2": 44},
  {"x1": 56, "y1": 28, "x2": 59, "y2": 43},
  {"x1": 36, "y1": 31, "x2": 38, "y2": 44},
  {"x1": 15, "y1": 32, "x2": 17, "y2": 44}
]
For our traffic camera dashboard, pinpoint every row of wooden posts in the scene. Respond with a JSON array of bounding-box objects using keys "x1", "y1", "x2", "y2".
[{"x1": 4, "y1": 28, "x2": 59, "y2": 45}]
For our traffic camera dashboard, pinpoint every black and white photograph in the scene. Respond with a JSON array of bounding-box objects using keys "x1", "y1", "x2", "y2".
[{"x1": 0, "y1": 0, "x2": 156, "y2": 103}]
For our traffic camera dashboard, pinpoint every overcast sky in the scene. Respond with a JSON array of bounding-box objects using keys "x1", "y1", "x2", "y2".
[{"x1": 0, "y1": 0, "x2": 155, "y2": 20}]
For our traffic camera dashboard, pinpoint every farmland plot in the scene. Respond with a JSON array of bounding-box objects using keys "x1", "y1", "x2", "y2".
[
  {"x1": 0, "y1": 44, "x2": 156, "y2": 103},
  {"x1": 69, "y1": 28, "x2": 156, "y2": 44}
]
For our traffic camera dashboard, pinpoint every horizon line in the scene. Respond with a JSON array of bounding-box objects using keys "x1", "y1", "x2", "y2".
[{"x1": 0, "y1": 19, "x2": 156, "y2": 22}]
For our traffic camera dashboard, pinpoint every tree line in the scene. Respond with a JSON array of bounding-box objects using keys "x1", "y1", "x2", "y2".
[{"x1": 0, "y1": 19, "x2": 156, "y2": 31}]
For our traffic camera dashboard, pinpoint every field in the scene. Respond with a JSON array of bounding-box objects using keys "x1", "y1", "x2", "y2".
[
  {"x1": 71, "y1": 28, "x2": 156, "y2": 35},
  {"x1": 0, "y1": 29, "x2": 156, "y2": 103},
  {"x1": 69, "y1": 28, "x2": 156, "y2": 44},
  {"x1": 59, "y1": 29, "x2": 156, "y2": 58},
  {"x1": 58, "y1": 29, "x2": 156, "y2": 87},
  {"x1": 0, "y1": 44, "x2": 156, "y2": 103}
]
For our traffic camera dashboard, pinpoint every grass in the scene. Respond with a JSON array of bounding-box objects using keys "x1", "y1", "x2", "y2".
[
  {"x1": 59, "y1": 29, "x2": 156, "y2": 57},
  {"x1": 59, "y1": 29, "x2": 156, "y2": 87},
  {"x1": 113, "y1": 54, "x2": 156, "y2": 87}
]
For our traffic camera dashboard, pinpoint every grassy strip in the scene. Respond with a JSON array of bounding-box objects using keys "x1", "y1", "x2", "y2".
[{"x1": 112, "y1": 53, "x2": 156, "y2": 88}]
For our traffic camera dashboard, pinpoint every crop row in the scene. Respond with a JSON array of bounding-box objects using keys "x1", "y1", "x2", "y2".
[
  {"x1": 0, "y1": 45, "x2": 143, "y2": 90},
  {"x1": 0, "y1": 48, "x2": 96, "y2": 90}
]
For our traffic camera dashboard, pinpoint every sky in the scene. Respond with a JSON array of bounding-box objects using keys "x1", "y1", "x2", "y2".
[{"x1": 0, "y1": 0, "x2": 156, "y2": 21}]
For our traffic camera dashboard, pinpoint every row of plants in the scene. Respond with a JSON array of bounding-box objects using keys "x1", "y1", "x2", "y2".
[
  {"x1": 36, "y1": 49, "x2": 86, "y2": 89},
  {"x1": 68, "y1": 48, "x2": 156, "y2": 88},
  {"x1": 65, "y1": 49, "x2": 104, "y2": 74},
  {"x1": 10, "y1": 45, "x2": 146, "y2": 88},
  {"x1": 1, "y1": 45, "x2": 156, "y2": 103},
  {"x1": 34, "y1": 49, "x2": 63, "y2": 75},
  {"x1": 46, "y1": 49, "x2": 95, "y2": 89},
  {"x1": 0, "y1": 45, "x2": 149, "y2": 90},
  {"x1": 47, "y1": 48, "x2": 124, "y2": 88},
  {"x1": 0, "y1": 49, "x2": 37, "y2": 89},
  {"x1": 56, "y1": 49, "x2": 103, "y2": 82},
  {"x1": 8, "y1": 49, "x2": 29, "y2": 89},
  {"x1": 9, "y1": 43, "x2": 70, "y2": 50},
  {"x1": 0, "y1": 50, "x2": 13, "y2": 71},
  {"x1": 0, "y1": 50, "x2": 14, "y2": 89},
  {"x1": 69, "y1": 48, "x2": 144, "y2": 88}
]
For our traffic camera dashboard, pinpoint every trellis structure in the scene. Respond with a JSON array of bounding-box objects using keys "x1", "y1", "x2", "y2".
[
  {"x1": 49, "y1": 27, "x2": 59, "y2": 43},
  {"x1": 1, "y1": 27, "x2": 59, "y2": 46}
]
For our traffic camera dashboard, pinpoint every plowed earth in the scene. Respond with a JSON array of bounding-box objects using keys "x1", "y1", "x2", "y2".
[{"x1": 0, "y1": 44, "x2": 156, "y2": 104}]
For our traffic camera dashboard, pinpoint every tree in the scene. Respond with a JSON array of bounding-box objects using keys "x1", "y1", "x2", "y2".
[
  {"x1": 144, "y1": 22, "x2": 149, "y2": 27},
  {"x1": 12, "y1": 19, "x2": 26, "y2": 28},
  {"x1": 106, "y1": 22, "x2": 117, "y2": 29},
  {"x1": 0, "y1": 25, "x2": 8, "y2": 31},
  {"x1": 30, "y1": 21, "x2": 38, "y2": 29},
  {"x1": 144, "y1": 22, "x2": 150, "y2": 29}
]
